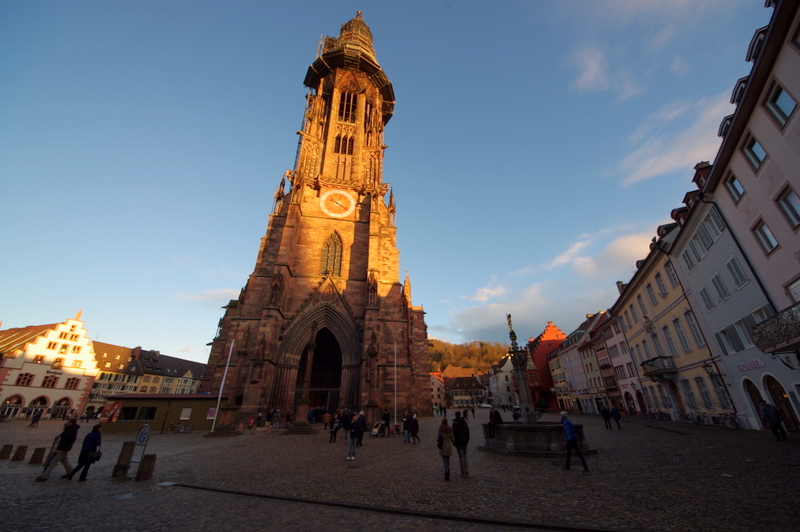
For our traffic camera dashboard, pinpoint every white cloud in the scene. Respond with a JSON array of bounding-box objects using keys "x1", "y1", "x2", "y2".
[
  {"x1": 468, "y1": 276, "x2": 507, "y2": 302},
  {"x1": 173, "y1": 288, "x2": 240, "y2": 305},
  {"x1": 439, "y1": 226, "x2": 656, "y2": 343},
  {"x1": 549, "y1": 239, "x2": 592, "y2": 268},
  {"x1": 620, "y1": 91, "x2": 731, "y2": 185},
  {"x1": 572, "y1": 47, "x2": 609, "y2": 93},
  {"x1": 570, "y1": 46, "x2": 641, "y2": 101},
  {"x1": 670, "y1": 55, "x2": 690, "y2": 76}
]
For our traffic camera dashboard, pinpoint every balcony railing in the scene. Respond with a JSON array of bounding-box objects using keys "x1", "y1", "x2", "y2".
[
  {"x1": 751, "y1": 301, "x2": 800, "y2": 353},
  {"x1": 640, "y1": 356, "x2": 676, "y2": 377}
]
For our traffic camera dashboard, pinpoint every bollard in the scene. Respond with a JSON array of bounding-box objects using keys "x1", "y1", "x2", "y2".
[
  {"x1": 238, "y1": 422, "x2": 244, "y2": 432},
  {"x1": 11, "y1": 445, "x2": 28, "y2": 462},
  {"x1": 135, "y1": 454, "x2": 157, "y2": 481},
  {"x1": 0, "y1": 444, "x2": 12, "y2": 459},
  {"x1": 266, "y1": 424, "x2": 272, "y2": 435},
  {"x1": 112, "y1": 441, "x2": 136, "y2": 479},
  {"x1": 29, "y1": 447, "x2": 47, "y2": 465}
]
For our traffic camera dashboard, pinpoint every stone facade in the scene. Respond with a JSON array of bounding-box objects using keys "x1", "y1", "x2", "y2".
[{"x1": 203, "y1": 13, "x2": 429, "y2": 424}]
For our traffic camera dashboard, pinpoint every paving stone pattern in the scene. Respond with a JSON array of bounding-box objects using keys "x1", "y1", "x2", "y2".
[{"x1": 1, "y1": 410, "x2": 798, "y2": 532}]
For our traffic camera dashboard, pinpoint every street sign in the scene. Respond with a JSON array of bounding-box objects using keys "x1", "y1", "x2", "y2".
[{"x1": 132, "y1": 424, "x2": 150, "y2": 464}]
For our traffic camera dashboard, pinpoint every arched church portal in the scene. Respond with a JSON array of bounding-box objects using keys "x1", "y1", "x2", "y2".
[{"x1": 294, "y1": 328, "x2": 343, "y2": 412}]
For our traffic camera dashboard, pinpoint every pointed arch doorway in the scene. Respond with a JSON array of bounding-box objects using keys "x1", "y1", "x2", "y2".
[{"x1": 294, "y1": 328, "x2": 342, "y2": 413}]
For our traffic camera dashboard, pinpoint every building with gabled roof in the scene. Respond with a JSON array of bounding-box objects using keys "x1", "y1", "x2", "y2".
[
  {"x1": 91, "y1": 341, "x2": 207, "y2": 420},
  {"x1": 527, "y1": 322, "x2": 566, "y2": 410},
  {"x1": 0, "y1": 313, "x2": 99, "y2": 420}
]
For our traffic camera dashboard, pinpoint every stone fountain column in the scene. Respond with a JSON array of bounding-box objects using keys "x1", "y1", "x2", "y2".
[{"x1": 507, "y1": 314, "x2": 536, "y2": 425}]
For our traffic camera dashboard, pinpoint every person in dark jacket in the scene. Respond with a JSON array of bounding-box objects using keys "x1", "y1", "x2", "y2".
[
  {"x1": 760, "y1": 400, "x2": 788, "y2": 441},
  {"x1": 329, "y1": 413, "x2": 340, "y2": 443},
  {"x1": 346, "y1": 414, "x2": 363, "y2": 460},
  {"x1": 600, "y1": 407, "x2": 613, "y2": 430},
  {"x1": 410, "y1": 414, "x2": 420, "y2": 444},
  {"x1": 610, "y1": 407, "x2": 622, "y2": 429},
  {"x1": 67, "y1": 424, "x2": 102, "y2": 481},
  {"x1": 452, "y1": 411, "x2": 470, "y2": 478},
  {"x1": 36, "y1": 419, "x2": 80, "y2": 481},
  {"x1": 356, "y1": 411, "x2": 367, "y2": 447},
  {"x1": 487, "y1": 407, "x2": 503, "y2": 439},
  {"x1": 559, "y1": 411, "x2": 589, "y2": 473},
  {"x1": 402, "y1": 410, "x2": 413, "y2": 443},
  {"x1": 381, "y1": 409, "x2": 391, "y2": 437}
]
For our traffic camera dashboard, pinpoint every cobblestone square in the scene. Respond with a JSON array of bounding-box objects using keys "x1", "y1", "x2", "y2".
[{"x1": 1, "y1": 410, "x2": 798, "y2": 532}]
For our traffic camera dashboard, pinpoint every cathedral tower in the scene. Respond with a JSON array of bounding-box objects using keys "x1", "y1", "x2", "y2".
[{"x1": 204, "y1": 12, "x2": 429, "y2": 424}]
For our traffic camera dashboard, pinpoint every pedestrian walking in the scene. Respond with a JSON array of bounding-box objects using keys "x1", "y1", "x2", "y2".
[
  {"x1": 381, "y1": 409, "x2": 390, "y2": 437},
  {"x1": 285, "y1": 410, "x2": 292, "y2": 429},
  {"x1": 610, "y1": 407, "x2": 622, "y2": 429},
  {"x1": 487, "y1": 407, "x2": 503, "y2": 438},
  {"x1": 329, "y1": 414, "x2": 340, "y2": 443},
  {"x1": 28, "y1": 412, "x2": 42, "y2": 427},
  {"x1": 272, "y1": 409, "x2": 281, "y2": 434},
  {"x1": 402, "y1": 410, "x2": 413, "y2": 443},
  {"x1": 600, "y1": 407, "x2": 613, "y2": 430},
  {"x1": 470, "y1": 407, "x2": 475, "y2": 419},
  {"x1": 356, "y1": 411, "x2": 367, "y2": 447},
  {"x1": 323, "y1": 411, "x2": 331, "y2": 430},
  {"x1": 559, "y1": 411, "x2": 589, "y2": 473},
  {"x1": 437, "y1": 418, "x2": 455, "y2": 481},
  {"x1": 67, "y1": 424, "x2": 102, "y2": 482},
  {"x1": 36, "y1": 418, "x2": 80, "y2": 481},
  {"x1": 441, "y1": 406, "x2": 447, "y2": 418},
  {"x1": 256, "y1": 412, "x2": 263, "y2": 428},
  {"x1": 410, "y1": 414, "x2": 420, "y2": 444},
  {"x1": 452, "y1": 411, "x2": 469, "y2": 478},
  {"x1": 759, "y1": 400, "x2": 788, "y2": 441},
  {"x1": 462, "y1": 408, "x2": 469, "y2": 420},
  {"x1": 347, "y1": 414, "x2": 362, "y2": 460}
]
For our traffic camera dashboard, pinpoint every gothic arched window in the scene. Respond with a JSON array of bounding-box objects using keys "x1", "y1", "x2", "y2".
[
  {"x1": 320, "y1": 232, "x2": 343, "y2": 276},
  {"x1": 338, "y1": 92, "x2": 357, "y2": 123},
  {"x1": 334, "y1": 135, "x2": 354, "y2": 155}
]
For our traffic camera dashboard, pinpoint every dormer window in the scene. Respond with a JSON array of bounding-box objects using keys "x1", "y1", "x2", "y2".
[
  {"x1": 746, "y1": 26, "x2": 767, "y2": 63},
  {"x1": 718, "y1": 115, "x2": 733, "y2": 138},
  {"x1": 730, "y1": 77, "x2": 748, "y2": 105}
]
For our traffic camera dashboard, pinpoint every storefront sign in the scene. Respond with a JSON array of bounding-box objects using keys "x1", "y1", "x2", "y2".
[{"x1": 737, "y1": 359, "x2": 765, "y2": 372}]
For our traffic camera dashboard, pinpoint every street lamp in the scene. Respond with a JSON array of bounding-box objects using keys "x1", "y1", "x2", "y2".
[
  {"x1": 702, "y1": 360, "x2": 738, "y2": 414},
  {"x1": 702, "y1": 361, "x2": 725, "y2": 388}
]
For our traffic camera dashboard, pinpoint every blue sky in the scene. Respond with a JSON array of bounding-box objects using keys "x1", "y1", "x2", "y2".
[{"x1": 0, "y1": 1, "x2": 773, "y2": 363}]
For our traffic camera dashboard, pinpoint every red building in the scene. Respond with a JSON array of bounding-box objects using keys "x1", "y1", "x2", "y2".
[{"x1": 526, "y1": 322, "x2": 566, "y2": 411}]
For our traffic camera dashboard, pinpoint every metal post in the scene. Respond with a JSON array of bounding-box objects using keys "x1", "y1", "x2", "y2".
[{"x1": 211, "y1": 340, "x2": 235, "y2": 433}]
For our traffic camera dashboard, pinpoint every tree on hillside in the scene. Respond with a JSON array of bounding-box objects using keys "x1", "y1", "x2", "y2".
[{"x1": 428, "y1": 339, "x2": 509, "y2": 373}]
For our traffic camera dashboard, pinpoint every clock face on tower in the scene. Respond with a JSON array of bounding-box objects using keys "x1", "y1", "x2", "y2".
[{"x1": 320, "y1": 189, "x2": 356, "y2": 218}]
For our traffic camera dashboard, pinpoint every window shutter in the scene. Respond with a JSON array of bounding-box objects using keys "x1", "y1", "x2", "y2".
[{"x1": 715, "y1": 332, "x2": 729, "y2": 356}]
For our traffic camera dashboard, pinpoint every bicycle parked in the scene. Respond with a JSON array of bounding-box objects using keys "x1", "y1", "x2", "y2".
[{"x1": 710, "y1": 412, "x2": 739, "y2": 429}]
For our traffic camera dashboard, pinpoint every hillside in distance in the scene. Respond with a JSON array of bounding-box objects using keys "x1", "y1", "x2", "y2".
[{"x1": 428, "y1": 339, "x2": 509, "y2": 373}]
